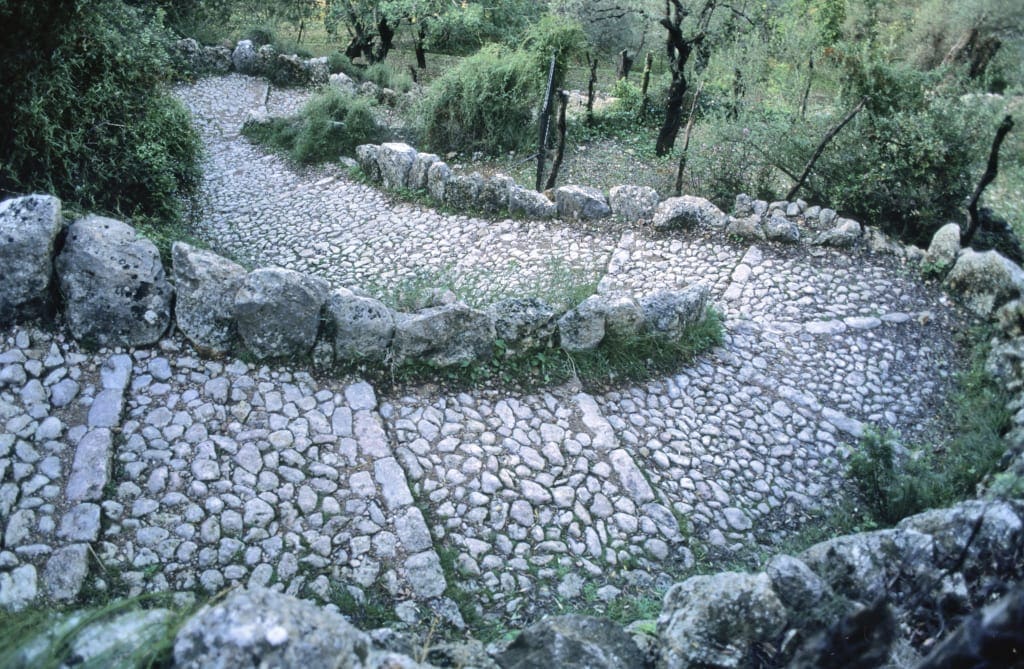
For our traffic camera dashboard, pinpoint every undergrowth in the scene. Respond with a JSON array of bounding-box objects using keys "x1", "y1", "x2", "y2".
[
  {"x1": 847, "y1": 329, "x2": 1011, "y2": 526},
  {"x1": 0, "y1": 593, "x2": 196, "y2": 669},
  {"x1": 241, "y1": 87, "x2": 384, "y2": 164}
]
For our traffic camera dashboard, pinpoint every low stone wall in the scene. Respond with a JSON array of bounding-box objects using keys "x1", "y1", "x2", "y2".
[{"x1": 0, "y1": 194, "x2": 710, "y2": 370}]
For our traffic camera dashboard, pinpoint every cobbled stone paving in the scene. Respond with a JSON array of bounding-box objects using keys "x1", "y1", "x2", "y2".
[{"x1": 0, "y1": 73, "x2": 976, "y2": 624}]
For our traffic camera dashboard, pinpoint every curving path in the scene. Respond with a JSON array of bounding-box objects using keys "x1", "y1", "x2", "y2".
[{"x1": 0, "y1": 74, "x2": 974, "y2": 624}]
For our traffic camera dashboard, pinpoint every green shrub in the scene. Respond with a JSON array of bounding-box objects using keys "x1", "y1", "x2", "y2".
[
  {"x1": 0, "y1": 0, "x2": 202, "y2": 224},
  {"x1": 417, "y1": 44, "x2": 540, "y2": 154},
  {"x1": 327, "y1": 50, "x2": 356, "y2": 76},
  {"x1": 848, "y1": 334, "x2": 1010, "y2": 526},
  {"x1": 519, "y1": 13, "x2": 588, "y2": 88},
  {"x1": 363, "y1": 62, "x2": 414, "y2": 94},
  {"x1": 242, "y1": 87, "x2": 383, "y2": 164}
]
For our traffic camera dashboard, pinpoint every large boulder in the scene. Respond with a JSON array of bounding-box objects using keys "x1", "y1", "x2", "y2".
[
  {"x1": 944, "y1": 248, "x2": 1024, "y2": 317},
  {"x1": 174, "y1": 587, "x2": 418, "y2": 669},
  {"x1": 496, "y1": 615, "x2": 646, "y2": 669},
  {"x1": 652, "y1": 196, "x2": 726, "y2": 231},
  {"x1": 234, "y1": 267, "x2": 329, "y2": 359},
  {"x1": 172, "y1": 242, "x2": 246, "y2": 355},
  {"x1": 509, "y1": 186, "x2": 556, "y2": 219},
  {"x1": 765, "y1": 554, "x2": 830, "y2": 611},
  {"x1": 813, "y1": 217, "x2": 862, "y2": 248},
  {"x1": 255, "y1": 44, "x2": 278, "y2": 77},
  {"x1": 271, "y1": 54, "x2": 308, "y2": 86},
  {"x1": 0, "y1": 194, "x2": 63, "y2": 324},
  {"x1": 56, "y1": 215, "x2": 173, "y2": 347},
  {"x1": 609, "y1": 185, "x2": 660, "y2": 222},
  {"x1": 639, "y1": 285, "x2": 709, "y2": 340},
  {"x1": 725, "y1": 215, "x2": 766, "y2": 242},
  {"x1": 765, "y1": 213, "x2": 801, "y2": 243},
  {"x1": 657, "y1": 572, "x2": 788, "y2": 669},
  {"x1": 923, "y1": 222, "x2": 962, "y2": 274},
  {"x1": 557, "y1": 295, "x2": 607, "y2": 352},
  {"x1": 444, "y1": 173, "x2": 484, "y2": 210},
  {"x1": 896, "y1": 500, "x2": 1023, "y2": 574},
  {"x1": 169, "y1": 38, "x2": 201, "y2": 73},
  {"x1": 304, "y1": 56, "x2": 330, "y2": 85},
  {"x1": 800, "y1": 529, "x2": 936, "y2": 603},
  {"x1": 556, "y1": 185, "x2": 611, "y2": 220},
  {"x1": 231, "y1": 39, "x2": 258, "y2": 74},
  {"x1": 427, "y1": 161, "x2": 452, "y2": 202},
  {"x1": 602, "y1": 294, "x2": 645, "y2": 338},
  {"x1": 355, "y1": 144, "x2": 381, "y2": 182},
  {"x1": 326, "y1": 287, "x2": 396, "y2": 362},
  {"x1": 486, "y1": 297, "x2": 558, "y2": 353},
  {"x1": 200, "y1": 46, "x2": 232, "y2": 74},
  {"x1": 479, "y1": 175, "x2": 514, "y2": 214},
  {"x1": 329, "y1": 71, "x2": 358, "y2": 95},
  {"x1": 409, "y1": 153, "x2": 439, "y2": 190},
  {"x1": 392, "y1": 303, "x2": 495, "y2": 366},
  {"x1": 378, "y1": 142, "x2": 418, "y2": 190}
]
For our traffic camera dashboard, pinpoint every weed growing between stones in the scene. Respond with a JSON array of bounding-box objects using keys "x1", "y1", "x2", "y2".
[
  {"x1": 328, "y1": 583, "x2": 402, "y2": 631},
  {"x1": 0, "y1": 593, "x2": 196, "y2": 669},
  {"x1": 365, "y1": 307, "x2": 724, "y2": 394},
  {"x1": 847, "y1": 328, "x2": 1012, "y2": 526}
]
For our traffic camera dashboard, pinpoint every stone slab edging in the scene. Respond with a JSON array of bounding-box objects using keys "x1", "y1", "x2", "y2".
[{"x1": 0, "y1": 194, "x2": 712, "y2": 373}]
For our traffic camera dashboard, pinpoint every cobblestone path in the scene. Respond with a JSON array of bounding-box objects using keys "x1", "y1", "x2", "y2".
[{"x1": 0, "y1": 74, "x2": 972, "y2": 623}]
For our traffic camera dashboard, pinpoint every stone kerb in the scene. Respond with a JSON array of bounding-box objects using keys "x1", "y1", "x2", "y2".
[{"x1": 0, "y1": 195, "x2": 715, "y2": 373}]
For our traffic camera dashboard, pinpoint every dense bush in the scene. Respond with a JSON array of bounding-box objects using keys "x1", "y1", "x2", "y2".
[
  {"x1": 0, "y1": 0, "x2": 202, "y2": 224},
  {"x1": 416, "y1": 45, "x2": 540, "y2": 154},
  {"x1": 242, "y1": 87, "x2": 383, "y2": 164}
]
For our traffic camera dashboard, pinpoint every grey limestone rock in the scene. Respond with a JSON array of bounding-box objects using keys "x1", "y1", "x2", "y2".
[
  {"x1": 174, "y1": 587, "x2": 381, "y2": 669},
  {"x1": 231, "y1": 40, "x2": 258, "y2": 74},
  {"x1": 813, "y1": 217, "x2": 862, "y2": 248},
  {"x1": 403, "y1": 550, "x2": 447, "y2": 599},
  {"x1": 639, "y1": 285, "x2": 709, "y2": 340},
  {"x1": 255, "y1": 44, "x2": 278, "y2": 77},
  {"x1": 56, "y1": 215, "x2": 173, "y2": 347},
  {"x1": 725, "y1": 214, "x2": 766, "y2": 241},
  {"x1": 486, "y1": 298, "x2": 558, "y2": 353},
  {"x1": 378, "y1": 142, "x2": 418, "y2": 190},
  {"x1": 652, "y1": 195, "x2": 727, "y2": 231},
  {"x1": 0, "y1": 194, "x2": 63, "y2": 324},
  {"x1": 896, "y1": 500, "x2": 1022, "y2": 574},
  {"x1": 200, "y1": 46, "x2": 232, "y2": 74},
  {"x1": 392, "y1": 303, "x2": 495, "y2": 366},
  {"x1": 356, "y1": 144, "x2": 381, "y2": 182},
  {"x1": 800, "y1": 529, "x2": 936, "y2": 603},
  {"x1": 923, "y1": 222, "x2": 962, "y2": 274},
  {"x1": 509, "y1": 186, "x2": 556, "y2": 219},
  {"x1": 733, "y1": 193, "x2": 755, "y2": 217},
  {"x1": 427, "y1": 161, "x2": 452, "y2": 202},
  {"x1": 479, "y1": 175, "x2": 514, "y2": 213},
  {"x1": 944, "y1": 249, "x2": 1024, "y2": 317},
  {"x1": 329, "y1": 71, "x2": 358, "y2": 94},
  {"x1": 271, "y1": 54, "x2": 308, "y2": 86},
  {"x1": 0, "y1": 565, "x2": 38, "y2": 611},
  {"x1": 172, "y1": 242, "x2": 246, "y2": 354},
  {"x1": 359, "y1": 80, "x2": 380, "y2": 99},
  {"x1": 44, "y1": 544, "x2": 90, "y2": 602},
  {"x1": 304, "y1": 56, "x2": 330, "y2": 86},
  {"x1": 657, "y1": 571, "x2": 787, "y2": 669},
  {"x1": 444, "y1": 173, "x2": 483, "y2": 210},
  {"x1": 557, "y1": 295, "x2": 607, "y2": 352},
  {"x1": 326, "y1": 287, "x2": 395, "y2": 362},
  {"x1": 819, "y1": 207, "x2": 838, "y2": 227},
  {"x1": 556, "y1": 185, "x2": 611, "y2": 220},
  {"x1": 496, "y1": 614, "x2": 646, "y2": 669},
  {"x1": 602, "y1": 294, "x2": 645, "y2": 338},
  {"x1": 608, "y1": 185, "x2": 660, "y2": 222},
  {"x1": 766, "y1": 554, "x2": 829, "y2": 611},
  {"x1": 409, "y1": 152, "x2": 439, "y2": 190},
  {"x1": 765, "y1": 213, "x2": 801, "y2": 243},
  {"x1": 234, "y1": 267, "x2": 329, "y2": 359}
]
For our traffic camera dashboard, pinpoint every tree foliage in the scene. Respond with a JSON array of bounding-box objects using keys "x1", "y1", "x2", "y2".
[{"x1": 0, "y1": 0, "x2": 201, "y2": 223}]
